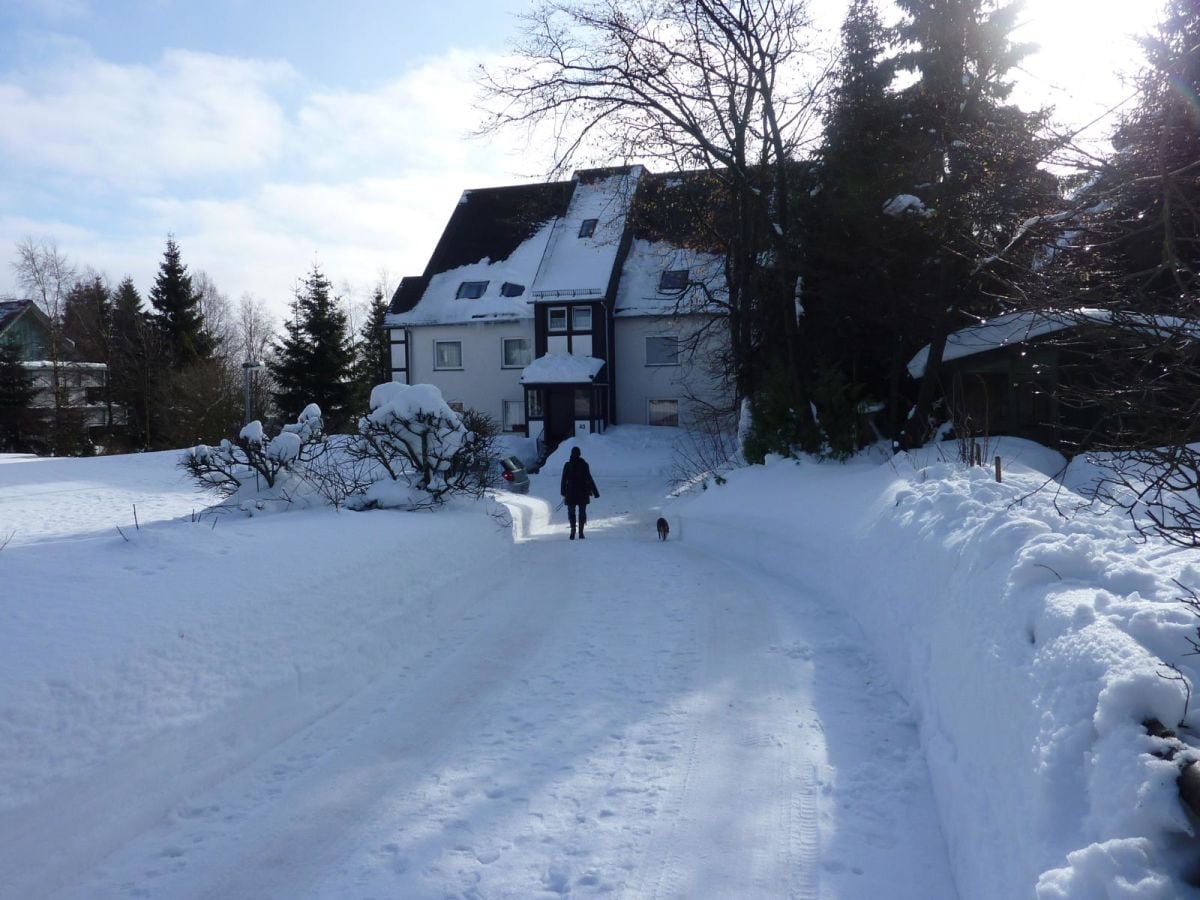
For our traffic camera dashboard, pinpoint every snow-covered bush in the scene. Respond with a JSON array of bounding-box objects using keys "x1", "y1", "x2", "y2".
[
  {"x1": 348, "y1": 382, "x2": 496, "y2": 508},
  {"x1": 181, "y1": 405, "x2": 325, "y2": 497}
]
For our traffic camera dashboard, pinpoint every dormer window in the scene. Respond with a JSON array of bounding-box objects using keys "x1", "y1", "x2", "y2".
[
  {"x1": 500, "y1": 282, "x2": 525, "y2": 297},
  {"x1": 659, "y1": 269, "x2": 689, "y2": 291},
  {"x1": 578, "y1": 218, "x2": 598, "y2": 238},
  {"x1": 456, "y1": 280, "x2": 489, "y2": 299}
]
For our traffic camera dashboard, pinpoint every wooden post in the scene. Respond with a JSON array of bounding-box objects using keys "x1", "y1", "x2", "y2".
[
  {"x1": 972, "y1": 441, "x2": 981, "y2": 466},
  {"x1": 994, "y1": 456, "x2": 1002, "y2": 483},
  {"x1": 1180, "y1": 761, "x2": 1200, "y2": 818}
]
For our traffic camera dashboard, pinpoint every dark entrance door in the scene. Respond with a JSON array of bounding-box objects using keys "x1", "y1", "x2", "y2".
[{"x1": 545, "y1": 387, "x2": 574, "y2": 447}]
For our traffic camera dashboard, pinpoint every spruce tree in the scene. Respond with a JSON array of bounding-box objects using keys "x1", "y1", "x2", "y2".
[
  {"x1": 802, "y1": 0, "x2": 930, "y2": 441},
  {"x1": 268, "y1": 266, "x2": 355, "y2": 432},
  {"x1": 62, "y1": 275, "x2": 113, "y2": 363},
  {"x1": 886, "y1": 0, "x2": 1055, "y2": 445},
  {"x1": 1069, "y1": 0, "x2": 1200, "y2": 310},
  {"x1": 149, "y1": 236, "x2": 211, "y2": 366},
  {"x1": 353, "y1": 288, "x2": 391, "y2": 408},
  {"x1": 0, "y1": 340, "x2": 40, "y2": 452},
  {"x1": 110, "y1": 276, "x2": 164, "y2": 448}
]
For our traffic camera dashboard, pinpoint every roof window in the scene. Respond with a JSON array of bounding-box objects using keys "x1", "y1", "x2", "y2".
[
  {"x1": 500, "y1": 282, "x2": 526, "y2": 297},
  {"x1": 578, "y1": 219, "x2": 598, "y2": 238},
  {"x1": 659, "y1": 269, "x2": 689, "y2": 291},
  {"x1": 456, "y1": 280, "x2": 489, "y2": 299}
]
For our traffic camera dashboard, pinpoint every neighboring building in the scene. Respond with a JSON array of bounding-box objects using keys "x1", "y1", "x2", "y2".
[
  {"x1": 0, "y1": 299, "x2": 120, "y2": 444},
  {"x1": 385, "y1": 166, "x2": 730, "y2": 451},
  {"x1": 906, "y1": 308, "x2": 1195, "y2": 448}
]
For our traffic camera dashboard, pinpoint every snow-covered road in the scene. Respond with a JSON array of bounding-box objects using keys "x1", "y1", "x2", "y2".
[{"x1": 2, "y1": 455, "x2": 957, "y2": 898}]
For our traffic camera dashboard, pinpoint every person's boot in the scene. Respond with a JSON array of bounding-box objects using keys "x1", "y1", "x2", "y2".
[
  {"x1": 569, "y1": 527, "x2": 576, "y2": 540},
  {"x1": 578, "y1": 526, "x2": 585, "y2": 540}
]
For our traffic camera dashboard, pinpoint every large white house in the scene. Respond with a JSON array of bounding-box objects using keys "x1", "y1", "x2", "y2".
[{"x1": 385, "y1": 165, "x2": 730, "y2": 451}]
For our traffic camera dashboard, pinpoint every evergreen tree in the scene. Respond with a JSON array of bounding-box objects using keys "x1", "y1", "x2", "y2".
[
  {"x1": 62, "y1": 275, "x2": 113, "y2": 363},
  {"x1": 1067, "y1": 0, "x2": 1200, "y2": 310},
  {"x1": 1036, "y1": 0, "x2": 1200, "y2": 516},
  {"x1": 0, "y1": 339, "x2": 40, "y2": 452},
  {"x1": 268, "y1": 266, "x2": 355, "y2": 432},
  {"x1": 110, "y1": 276, "x2": 164, "y2": 449},
  {"x1": 149, "y1": 236, "x2": 211, "y2": 366},
  {"x1": 352, "y1": 287, "x2": 391, "y2": 409},
  {"x1": 801, "y1": 0, "x2": 931, "y2": 442},
  {"x1": 885, "y1": 0, "x2": 1055, "y2": 445}
]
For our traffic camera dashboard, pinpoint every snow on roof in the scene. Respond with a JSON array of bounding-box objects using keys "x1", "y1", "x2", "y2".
[
  {"x1": 906, "y1": 308, "x2": 1197, "y2": 378},
  {"x1": 613, "y1": 240, "x2": 727, "y2": 318},
  {"x1": 22, "y1": 360, "x2": 107, "y2": 371},
  {"x1": 519, "y1": 353, "x2": 605, "y2": 384},
  {"x1": 387, "y1": 220, "x2": 556, "y2": 327},
  {"x1": 530, "y1": 169, "x2": 642, "y2": 301},
  {"x1": 883, "y1": 194, "x2": 932, "y2": 218}
]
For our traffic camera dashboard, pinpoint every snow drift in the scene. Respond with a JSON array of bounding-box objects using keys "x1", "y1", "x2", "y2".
[{"x1": 680, "y1": 439, "x2": 1200, "y2": 898}]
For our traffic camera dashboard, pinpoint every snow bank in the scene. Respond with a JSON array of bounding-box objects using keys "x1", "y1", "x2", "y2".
[
  {"x1": 679, "y1": 443, "x2": 1200, "y2": 898},
  {"x1": 0, "y1": 451, "x2": 512, "y2": 853},
  {"x1": 543, "y1": 425, "x2": 683, "y2": 478}
]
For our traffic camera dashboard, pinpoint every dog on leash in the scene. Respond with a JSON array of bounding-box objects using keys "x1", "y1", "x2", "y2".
[{"x1": 656, "y1": 517, "x2": 670, "y2": 541}]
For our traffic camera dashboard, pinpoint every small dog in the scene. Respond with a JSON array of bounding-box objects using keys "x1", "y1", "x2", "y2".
[{"x1": 656, "y1": 517, "x2": 670, "y2": 541}]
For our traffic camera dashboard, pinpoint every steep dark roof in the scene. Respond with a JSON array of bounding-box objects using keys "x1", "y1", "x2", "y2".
[
  {"x1": 427, "y1": 181, "x2": 574, "y2": 277},
  {"x1": 0, "y1": 299, "x2": 37, "y2": 334},
  {"x1": 627, "y1": 170, "x2": 735, "y2": 252},
  {"x1": 390, "y1": 180, "x2": 575, "y2": 316},
  {"x1": 389, "y1": 276, "x2": 429, "y2": 316}
]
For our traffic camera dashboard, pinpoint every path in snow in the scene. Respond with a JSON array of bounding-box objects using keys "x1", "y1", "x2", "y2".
[{"x1": 38, "y1": 475, "x2": 956, "y2": 899}]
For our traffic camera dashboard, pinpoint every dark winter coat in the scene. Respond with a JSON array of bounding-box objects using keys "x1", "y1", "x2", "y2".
[{"x1": 560, "y1": 455, "x2": 599, "y2": 506}]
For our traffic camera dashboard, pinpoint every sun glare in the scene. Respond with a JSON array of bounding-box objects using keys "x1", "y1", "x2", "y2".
[{"x1": 1013, "y1": 0, "x2": 1161, "y2": 131}]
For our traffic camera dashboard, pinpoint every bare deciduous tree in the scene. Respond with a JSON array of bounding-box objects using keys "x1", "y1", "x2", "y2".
[{"x1": 480, "y1": 0, "x2": 835, "y2": 439}]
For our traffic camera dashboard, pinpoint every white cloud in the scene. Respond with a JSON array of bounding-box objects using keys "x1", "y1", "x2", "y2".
[
  {"x1": 10, "y1": 0, "x2": 91, "y2": 22},
  {"x1": 0, "y1": 48, "x2": 294, "y2": 188}
]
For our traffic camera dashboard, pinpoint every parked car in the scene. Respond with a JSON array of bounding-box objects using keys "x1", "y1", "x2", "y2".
[{"x1": 492, "y1": 455, "x2": 531, "y2": 494}]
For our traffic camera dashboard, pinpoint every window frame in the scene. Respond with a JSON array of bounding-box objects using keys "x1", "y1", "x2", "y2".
[
  {"x1": 433, "y1": 339, "x2": 464, "y2": 371},
  {"x1": 658, "y1": 269, "x2": 689, "y2": 291},
  {"x1": 499, "y1": 281, "x2": 525, "y2": 297},
  {"x1": 572, "y1": 306, "x2": 593, "y2": 332},
  {"x1": 645, "y1": 334, "x2": 680, "y2": 367},
  {"x1": 548, "y1": 306, "x2": 568, "y2": 332},
  {"x1": 502, "y1": 399, "x2": 526, "y2": 431},
  {"x1": 578, "y1": 218, "x2": 598, "y2": 238},
  {"x1": 647, "y1": 398, "x2": 680, "y2": 427},
  {"x1": 501, "y1": 337, "x2": 532, "y2": 369},
  {"x1": 456, "y1": 280, "x2": 489, "y2": 299}
]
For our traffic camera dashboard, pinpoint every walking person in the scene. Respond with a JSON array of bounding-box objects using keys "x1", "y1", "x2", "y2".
[{"x1": 560, "y1": 446, "x2": 600, "y2": 540}]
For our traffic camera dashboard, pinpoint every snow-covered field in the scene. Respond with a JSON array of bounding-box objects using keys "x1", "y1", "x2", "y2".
[{"x1": 1, "y1": 429, "x2": 1198, "y2": 897}]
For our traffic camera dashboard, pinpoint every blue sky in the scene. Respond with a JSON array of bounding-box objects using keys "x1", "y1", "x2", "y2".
[{"x1": 0, "y1": 0, "x2": 1160, "y2": 322}]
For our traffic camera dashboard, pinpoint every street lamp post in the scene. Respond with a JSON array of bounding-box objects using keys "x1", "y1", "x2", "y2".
[{"x1": 241, "y1": 360, "x2": 262, "y2": 425}]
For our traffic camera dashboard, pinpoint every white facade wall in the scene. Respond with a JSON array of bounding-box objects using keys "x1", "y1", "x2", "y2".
[
  {"x1": 405, "y1": 322, "x2": 535, "y2": 430},
  {"x1": 614, "y1": 315, "x2": 729, "y2": 428}
]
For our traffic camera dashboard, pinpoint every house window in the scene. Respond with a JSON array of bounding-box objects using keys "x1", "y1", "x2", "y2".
[
  {"x1": 572, "y1": 307, "x2": 593, "y2": 331},
  {"x1": 456, "y1": 280, "x2": 488, "y2": 299},
  {"x1": 646, "y1": 335, "x2": 679, "y2": 366},
  {"x1": 659, "y1": 269, "x2": 689, "y2": 291},
  {"x1": 648, "y1": 399, "x2": 679, "y2": 427},
  {"x1": 503, "y1": 400, "x2": 526, "y2": 431},
  {"x1": 548, "y1": 307, "x2": 568, "y2": 331},
  {"x1": 502, "y1": 337, "x2": 532, "y2": 368},
  {"x1": 525, "y1": 388, "x2": 543, "y2": 418},
  {"x1": 434, "y1": 340, "x2": 463, "y2": 370},
  {"x1": 575, "y1": 388, "x2": 591, "y2": 417},
  {"x1": 578, "y1": 218, "x2": 598, "y2": 238},
  {"x1": 500, "y1": 282, "x2": 525, "y2": 297}
]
